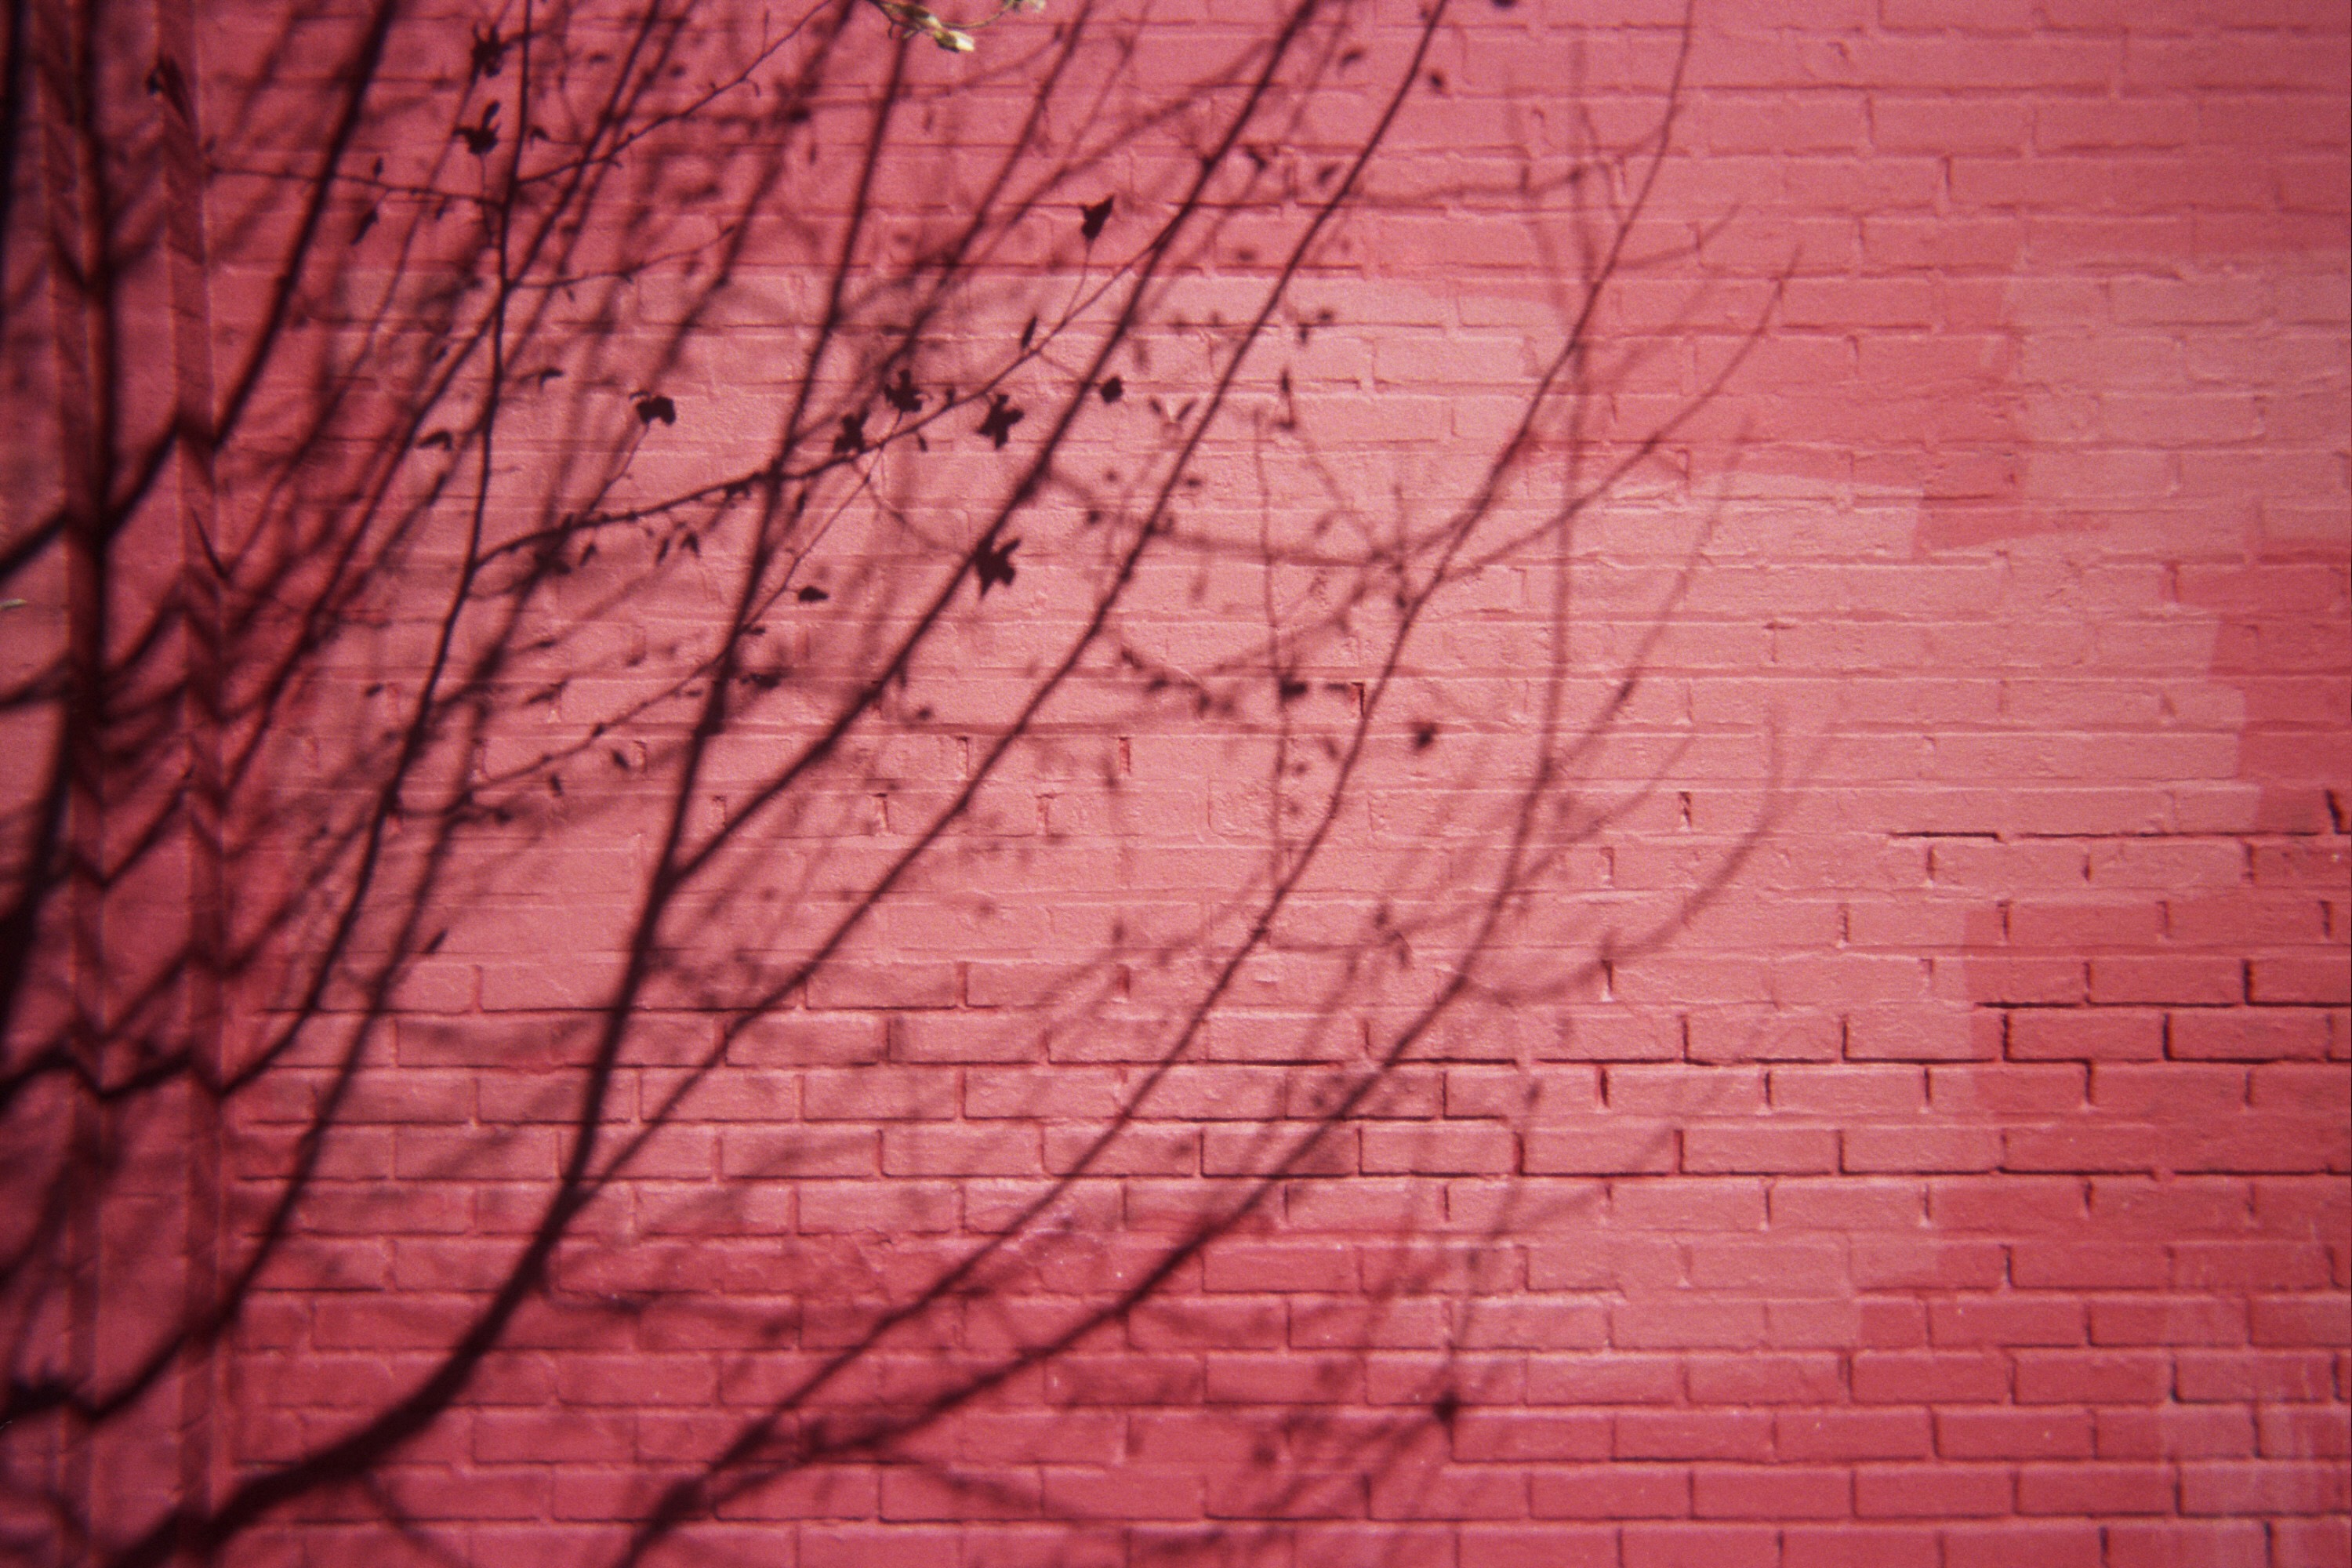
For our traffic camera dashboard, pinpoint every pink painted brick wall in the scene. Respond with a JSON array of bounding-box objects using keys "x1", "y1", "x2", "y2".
[{"x1": 2, "y1": 0, "x2": 2344, "y2": 1563}]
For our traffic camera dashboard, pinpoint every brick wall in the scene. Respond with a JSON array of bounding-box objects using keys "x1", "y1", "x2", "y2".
[{"x1": 2, "y1": 0, "x2": 2345, "y2": 1563}]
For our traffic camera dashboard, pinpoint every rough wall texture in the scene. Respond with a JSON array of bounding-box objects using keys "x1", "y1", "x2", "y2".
[{"x1": 2, "y1": 0, "x2": 2347, "y2": 1564}]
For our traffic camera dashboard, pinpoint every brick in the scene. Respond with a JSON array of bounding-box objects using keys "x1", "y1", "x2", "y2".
[
  {"x1": 1615, "y1": 1411, "x2": 1774, "y2": 1462},
  {"x1": 2252, "y1": 956, "x2": 2351, "y2": 1005},
  {"x1": 1280, "y1": 1178, "x2": 1446, "y2": 1232},
  {"x1": 2091, "y1": 958, "x2": 2244, "y2": 1006},
  {"x1": 2259, "y1": 1404, "x2": 2352, "y2": 1460},
  {"x1": 1526, "y1": 1356, "x2": 1682, "y2": 1406},
  {"x1": 1203, "y1": 1243, "x2": 1356, "y2": 1294},
  {"x1": 1528, "y1": 1465, "x2": 1690, "y2": 1519},
  {"x1": 1690, "y1": 1465, "x2": 1850, "y2": 1519},
  {"x1": 2096, "y1": 1406, "x2": 2256, "y2": 1461},
  {"x1": 2250, "y1": 1061, "x2": 2352, "y2": 1109},
  {"x1": 1610, "y1": 1298, "x2": 1769, "y2": 1351},
  {"x1": 1929, "y1": 1176, "x2": 2089, "y2": 1232},
  {"x1": 796, "y1": 1180, "x2": 956, "y2": 1232},
  {"x1": 2092, "y1": 1176, "x2": 2256, "y2": 1236},
  {"x1": 1364, "y1": 1462, "x2": 1530, "y2": 1523},
  {"x1": 552, "y1": 1356, "x2": 717, "y2": 1406},
  {"x1": 1298, "y1": 1527, "x2": 1457, "y2": 1567},
  {"x1": 1453, "y1": 1298, "x2": 1608, "y2": 1350},
  {"x1": 1936, "y1": 1407, "x2": 2094, "y2": 1460},
  {"x1": 1964, "y1": 960, "x2": 2089, "y2": 1007},
  {"x1": 1686, "y1": 1239, "x2": 1849, "y2": 1296},
  {"x1": 1929, "y1": 1063, "x2": 2086, "y2": 1113},
  {"x1": 1777, "y1": 1418, "x2": 1919, "y2": 1475},
  {"x1": 2272, "y1": 1518, "x2": 2352, "y2": 1568},
  {"x1": 1620, "y1": 1524, "x2": 1780, "y2": 1568},
  {"x1": 1853, "y1": 1352, "x2": 2012, "y2": 1405},
  {"x1": 1205, "y1": 1351, "x2": 1371, "y2": 1406},
  {"x1": 2252, "y1": 842, "x2": 2351, "y2": 890},
  {"x1": 1854, "y1": 1464, "x2": 2013, "y2": 1518},
  {"x1": 2254, "y1": 1177, "x2": 2352, "y2": 1243},
  {"x1": 2173, "y1": 1457, "x2": 2343, "y2": 1523},
  {"x1": 1853, "y1": 1240, "x2": 2007, "y2": 1290},
  {"x1": 1046, "y1": 1124, "x2": 1197, "y2": 1175},
  {"x1": 1459, "y1": 1526, "x2": 1620, "y2": 1568},
  {"x1": 1359, "y1": 1123, "x2": 1516, "y2": 1174},
  {"x1": 2008, "y1": 900, "x2": 2167, "y2": 949},
  {"x1": 1142, "y1": 1066, "x2": 1289, "y2": 1123},
  {"x1": 2172, "y1": 1008, "x2": 2334, "y2": 1060},
  {"x1": 1130, "y1": 1298, "x2": 1283, "y2": 1352},
  {"x1": 1769, "y1": 1065, "x2": 1926, "y2": 1116},
  {"x1": 2175, "y1": 1243, "x2": 2336, "y2": 1290},
  {"x1": 1842, "y1": 1125, "x2": 2001, "y2": 1173},
  {"x1": 802, "y1": 1067, "x2": 955, "y2": 1120},
  {"x1": 731, "y1": 1014, "x2": 887, "y2": 1067},
  {"x1": 2252, "y1": 1294, "x2": 2352, "y2": 1347},
  {"x1": 1450, "y1": 1412, "x2": 1612, "y2": 1462},
  {"x1": 1771, "y1": 1178, "x2": 1926, "y2": 1229},
  {"x1": 1686, "y1": 1353, "x2": 1843, "y2": 1405},
  {"x1": 1780, "y1": 278, "x2": 1939, "y2": 328},
  {"x1": 893, "y1": 1013, "x2": 1040, "y2": 1064},
  {"x1": 1780, "y1": 1526, "x2": 1939, "y2": 1568},
  {"x1": 2002, "y1": 1122, "x2": 2175, "y2": 1174},
  {"x1": 881, "y1": 1123, "x2": 1040, "y2": 1176},
  {"x1": 1941, "y1": 1522, "x2": 2102, "y2": 1568},
  {"x1": 1819, "y1": 1004, "x2": 1955, "y2": 1059},
  {"x1": 1594, "y1": 1064, "x2": 1751, "y2": 1116},
  {"x1": 2006, "y1": 1008, "x2": 2165, "y2": 1061},
  {"x1": 1772, "y1": 1298, "x2": 1871, "y2": 1349},
  {"x1": 1523, "y1": 1123, "x2": 1675, "y2": 1174},
  {"x1": 2088, "y1": 1063, "x2": 2247, "y2": 1116},
  {"x1": 2175, "y1": 1351, "x2": 2337, "y2": 1402},
  {"x1": 2016, "y1": 1460, "x2": 2175, "y2": 1514},
  {"x1": 2011, "y1": 1243, "x2": 2169, "y2": 1289},
  {"x1": 815, "y1": 963, "x2": 959, "y2": 1012},
  {"x1": 1929, "y1": 1297, "x2": 2086, "y2": 1348},
  {"x1": 2103, "y1": 1520, "x2": 2269, "y2": 1568},
  {"x1": 1610, "y1": 1180, "x2": 1769, "y2": 1231},
  {"x1": 2013, "y1": 1351, "x2": 2172, "y2": 1404}
]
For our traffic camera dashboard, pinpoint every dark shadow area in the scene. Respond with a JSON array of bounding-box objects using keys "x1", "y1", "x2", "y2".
[{"x1": 0, "y1": 0, "x2": 1772, "y2": 1562}]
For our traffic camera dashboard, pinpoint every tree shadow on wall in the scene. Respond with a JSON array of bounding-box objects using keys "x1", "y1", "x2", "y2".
[{"x1": 0, "y1": 0, "x2": 1778, "y2": 1563}]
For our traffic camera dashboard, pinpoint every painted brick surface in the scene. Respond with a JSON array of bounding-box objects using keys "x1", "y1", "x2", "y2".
[{"x1": 1, "y1": 0, "x2": 2345, "y2": 1563}]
